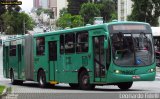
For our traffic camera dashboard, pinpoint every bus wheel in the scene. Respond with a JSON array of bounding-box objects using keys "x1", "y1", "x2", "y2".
[
  {"x1": 69, "y1": 83, "x2": 79, "y2": 89},
  {"x1": 79, "y1": 71, "x2": 95, "y2": 90},
  {"x1": 10, "y1": 70, "x2": 17, "y2": 85},
  {"x1": 38, "y1": 70, "x2": 46, "y2": 88},
  {"x1": 118, "y1": 82, "x2": 133, "y2": 90},
  {"x1": 17, "y1": 80, "x2": 23, "y2": 85}
]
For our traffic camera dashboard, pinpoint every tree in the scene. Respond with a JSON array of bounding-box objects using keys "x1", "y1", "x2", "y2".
[
  {"x1": 0, "y1": 0, "x2": 6, "y2": 15},
  {"x1": 2, "y1": 12, "x2": 35, "y2": 35},
  {"x1": 59, "y1": 8, "x2": 68, "y2": 17},
  {"x1": 80, "y1": 3, "x2": 100, "y2": 24},
  {"x1": 128, "y1": 0, "x2": 160, "y2": 26},
  {"x1": 67, "y1": 0, "x2": 87, "y2": 15},
  {"x1": 56, "y1": 13, "x2": 83, "y2": 28},
  {"x1": 71, "y1": 15, "x2": 84, "y2": 27},
  {"x1": 36, "y1": 8, "x2": 43, "y2": 16},
  {"x1": 98, "y1": 0, "x2": 117, "y2": 22},
  {"x1": 0, "y1": 1, "x2": 6, "y2": 33}
]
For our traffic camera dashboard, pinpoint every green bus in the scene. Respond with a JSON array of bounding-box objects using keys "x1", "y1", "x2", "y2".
[{"x1": 3, "y1": 21, "x2": 156, "y2": 90}]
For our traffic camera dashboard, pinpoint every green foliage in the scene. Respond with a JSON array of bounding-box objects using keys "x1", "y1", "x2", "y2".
[
  {"x1": 56, "y1": 13, "x2": 83, "y2": 28},
  {"x1": 67, "y1": 0, "x2": 117, "y2": 24},
  {"x1": 36, "y1": 8, "x2": 43, "y2": 16},
  {"x1": 98, "y1": 0, "x2": 117, "y2": 22},
  {"x1": 80, "y1": 3, "x2": 100, "y2": 24},
  {"x1": 0, "y1": 85, "x2": 5, "y2": 94},
  {"x1": 0, "y1": 3, "x2": 6, "y2": 15},
  {"x1": 67, "y1": 0, "x2": 87, "y2": 15},
  {"x1": 2, "y1": 12, "x2": 35, "y2": 35},
  {"x1": 59, "y1": 8, "x2": 68, "y2": 17},
  {"x1": 0, "y1": 4, "x2": 35, "y2": 35},
  {"x1": 128, "y1": 0, "x2": 160, "y2": 26},
  {"x1": 72, "y1": 15, "x2": 84, "y2": 27}
]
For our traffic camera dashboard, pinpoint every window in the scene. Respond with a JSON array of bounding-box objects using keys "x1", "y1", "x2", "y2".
[
  {"x1": 76, "y1": 31, "x2": 88, "y2": 52},
  {"x1": 36, "y1": 37, "x2": 45, "y2": 55},
  {"x1": 9, "y1": 45, "x2": 16, "y2": 56},
  {"x1": 65, "y1": 33, "x2": 75, "y2": 53},
  {"x1": 106, "y1": 40, "x2": 111, "y2": 70},
  {"x1": 49, "y1": 41, "x2": 57, "y2": 61},
  {"x1": 60, "y1": 35, "x2": 64, "y2": 54}
]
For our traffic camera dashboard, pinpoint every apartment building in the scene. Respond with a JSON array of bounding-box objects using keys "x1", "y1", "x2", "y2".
[
  {"x1": 33, "y1": 0, "x2": 68, "y2": 19},
  {"x1": 33, "y1": 0, "x2": 48, "y2": 9},
  {"x1": 48, "y1": 0, "x2": 68, "y2": 19},
  {"x1": 118, "y1": 0, "x2": 133, "y2": 21}
]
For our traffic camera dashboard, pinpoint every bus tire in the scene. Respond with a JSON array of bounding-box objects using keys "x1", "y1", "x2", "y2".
[
  {"x1": 10, "y1": 70, "x2": 17, "y2": 85},
  {"x1": 17, "y1": 80, "x2": 23, "y2": 85},
  {"x1": 118, "y1": 82, "x2": 133, "y2": 90},
  {"x1": 38, "y1": 70, "x2": 47, "y2": 88},
  {"x1": 79, "y1": 71, "x2": 95, "y2": 90},
  {"x1": 69, "y1": 83, "x2": 79, "y2": 89}
]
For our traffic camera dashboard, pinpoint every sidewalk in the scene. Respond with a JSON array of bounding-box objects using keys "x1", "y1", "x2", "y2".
[
  {"x1": 156, "y1": 67, "x2": 160, "y2": 74},
  {"x1": 156, "y1": 67, "x2": 160, "y2": 80}
]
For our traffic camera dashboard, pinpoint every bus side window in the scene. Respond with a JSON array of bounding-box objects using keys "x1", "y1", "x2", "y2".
[
  {"x1": 76, "y1": 31, "x2": 88, "y2": 53},
  {"x1": 36, "y1": 37, "x2": 45, "y2": 55},
  {"x1": 65, "y1": 33, "x2": 75, "y2": 53},
  {"x1": 106, "y1": 40, "x2": 111, "y2": 70},
  {"x1": 60, "y1": 35, "x2": 64, "y2": 54},
  {"x1": 9, "y1": 44, "x2": 16, "y2": 56}
]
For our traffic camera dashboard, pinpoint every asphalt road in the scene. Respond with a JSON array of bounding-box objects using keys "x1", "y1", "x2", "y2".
[{"x1": 1, "y1": 79, "x2": 160, "y2": 99}]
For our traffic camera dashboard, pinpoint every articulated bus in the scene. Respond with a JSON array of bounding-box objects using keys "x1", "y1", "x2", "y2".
[{"x1": 3, "y1": 21, "x2": 156, "y2": 90}]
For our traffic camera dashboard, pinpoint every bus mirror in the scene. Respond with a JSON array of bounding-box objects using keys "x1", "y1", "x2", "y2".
[{"x1": 104, "y1": 40, "x2": 108, "y2": 49}]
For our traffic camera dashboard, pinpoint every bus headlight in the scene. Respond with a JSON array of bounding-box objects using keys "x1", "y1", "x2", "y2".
[
  {"x1": 114, "y1": 70, "x2": 121, "y2": 74},
  {"x1": 148, "y1": 68, "x2": 156, "y2": 72}
]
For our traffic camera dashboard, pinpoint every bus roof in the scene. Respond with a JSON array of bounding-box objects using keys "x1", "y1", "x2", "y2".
[
  {"x1": 33, "y1": 24, "x2": 107, "y2": 37},
  {"x1": 3, "y1": 21, "x2": 151, "y2": 41},
  {"x1": 34, "y1": 21, "x2": 150, "y2": 37},
  {"x1": 107, "y1": 21, "x2": 150, "y2": 26}
]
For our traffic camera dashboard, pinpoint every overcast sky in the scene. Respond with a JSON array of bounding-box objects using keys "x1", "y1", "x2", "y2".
[{"x1": 19, "y1": 0, "x2": 33, "y2": 12}]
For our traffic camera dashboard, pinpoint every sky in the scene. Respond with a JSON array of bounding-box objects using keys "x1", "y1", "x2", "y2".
[{"x1": 19, "y1": 0, "x2": 33, "y2": 12}]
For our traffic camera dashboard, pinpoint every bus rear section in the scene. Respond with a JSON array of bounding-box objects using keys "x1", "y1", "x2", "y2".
[{"x1": 3, "y1": 35, "x2": 34, "y2": 84}]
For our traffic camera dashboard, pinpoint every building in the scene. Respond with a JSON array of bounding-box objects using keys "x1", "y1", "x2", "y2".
[
  {"x1": 118, "y1": 0, "x2": 160, "y2": 25},
  {"x1": 48, "y1": 0, "x2": 68, "y2": 19},
  {"x1": 33, "y1": 0, "x2": 68, "y2": 19},
  {"x1": 118, "y1": 0, "x2": 133, "y2": 21},
  {"x1": 33, "y1": 0, "x2": 48, "y2": 9}
]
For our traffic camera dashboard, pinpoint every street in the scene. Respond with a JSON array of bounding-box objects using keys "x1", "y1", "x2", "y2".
[{"x1": 0, "y1": 79, "x2": 160, "y2": 99}]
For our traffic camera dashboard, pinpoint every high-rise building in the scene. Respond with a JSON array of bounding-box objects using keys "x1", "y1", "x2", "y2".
[
  {"x1": 48, "y1": 0, "x2": 68, "y2": 19},
  {"x1": 33, "y1": 0, "x2": 48, "y2": 9},
  {"x1": 33, "y1": 0, "x2": 68, "y2": 19},
  {"x1": 118, "y1": 0, "x2": 133, "y2": 21},
  {"x1": 33, "y1": 0, "x2": 40, "y2": 8}
]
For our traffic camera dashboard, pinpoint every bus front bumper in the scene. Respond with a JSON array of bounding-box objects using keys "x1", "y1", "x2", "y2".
[{"x1": 107, "y1": 72, "x2": 156, "y2": 83}]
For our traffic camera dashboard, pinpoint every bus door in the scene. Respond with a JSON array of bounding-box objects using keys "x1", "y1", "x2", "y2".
[
  {"x1": 17, "y1": 44, "x2": 22, "y2": 79},
  {"x1": 4, "y1": 46, "x2": 9, "y2": 78},
  {"x1": 93, "y1": 36, "x2": 106, "y2": 82},
  {"x1": 48, "y1": 41, "x2": 57, "y2": 81}
]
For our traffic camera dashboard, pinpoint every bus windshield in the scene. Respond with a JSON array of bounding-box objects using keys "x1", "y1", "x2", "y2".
[{"x1": 109, "y1": 26, "x2": 154, "y2": 66}]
